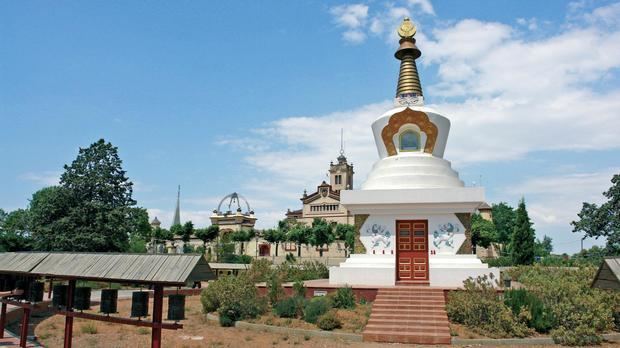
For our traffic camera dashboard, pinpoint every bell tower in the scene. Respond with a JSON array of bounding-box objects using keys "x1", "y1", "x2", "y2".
[{"x1": 329, "y1": 129, "x2": 354, "y2": 191}]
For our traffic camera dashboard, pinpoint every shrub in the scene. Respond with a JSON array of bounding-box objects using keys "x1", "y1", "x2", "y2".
[
  {"x1": 274, "y1": 296, "x2": 305, "y2": 318},
  {"x1": 551, "y1": 325, "x2": 602, "y2": 346},
  {"x1": 316, "y1": 311, "x2": 341, "y2": 331},
  {"x1": 507, "y1": 265, "x2": 619, "y2": 344},
  {"x1": 303, "y1": 297, "x2": 331, "y2": 323},
  {"x1": 485, "y1": 255, "x2": 513, "y2": 267},
  {"x1": 200, "y1": 275, "x2": 266, "y2": 326},
  {"x1": 219, "y1": 310, "x2": 236, "y2": 327},
  {"x1": 446, "y1": 276, "x2": 531, "y2": 338},
  {"x1": 504, "y1": 289, "x2": 554, "y2": 333},
  {"x1": 285, "y1": 253, "x2": 296, "y2": 263},
  {"x1": 293, "y1": 279, "x2": 306, "y2": 298},
  {"x1": 246, "y1": 259, "x2": 272, "y2": 283},
  {"x1": 267, "y1": 274, "x2": 284, "y2": 305},
  {"x1": 80, "y1": 323, "x2": 97, "y2": 334},
  {"x1": 331, "y1": 286, "x2": 356, "y2": 309},
  {"x1": 273, "y1": 260, "x2": 329, "y2": 282}
]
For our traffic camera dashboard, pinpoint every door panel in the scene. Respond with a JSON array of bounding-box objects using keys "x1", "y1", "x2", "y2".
[{"x1": 396, "y1": 220, "x2": 428, "y2": 281}]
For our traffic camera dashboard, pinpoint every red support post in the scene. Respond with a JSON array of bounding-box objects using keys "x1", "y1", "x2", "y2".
[
  {"x1": 63, "y1": 279, "x2": 76, "y2": 348},
  {"x1": 19, "y1": 307, "x2": 30, "y2": 348},
  {"x1": 151, "y1": 284, "x2": 163, "y2": 348},
  {"x1": 0, "y1": 302, "x2": 6, "y2": 339}
]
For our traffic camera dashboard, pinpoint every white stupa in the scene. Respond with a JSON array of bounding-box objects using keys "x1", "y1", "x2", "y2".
[{"x1": 329, "y1": 18, "x2": 499, "y2": 287}]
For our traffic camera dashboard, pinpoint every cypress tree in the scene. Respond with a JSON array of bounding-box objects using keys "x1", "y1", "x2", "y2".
[{"x1": 511, "y1": 198, "x2": 536, "y2": 265}]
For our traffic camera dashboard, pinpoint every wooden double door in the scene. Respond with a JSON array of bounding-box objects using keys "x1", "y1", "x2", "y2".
[{"x1": 396, "y1": 220, "x2": 429, "y2": 282}]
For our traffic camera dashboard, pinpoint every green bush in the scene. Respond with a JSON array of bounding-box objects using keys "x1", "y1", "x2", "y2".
[
  {"x1": 273, "y1": 296, "x2": 305, "y2": 318},
  {"x1": 200, "y1": 275, "x2": 266, "y2": 326},
  {"x1": 293, "y1": 279, "x2": 306, "y2": 298},
  {"x1": 332, "y1": 286, "x2": 356, "y2": 309},
  {"x1": 266, "y1": 274, "x2": 284, "y2": 305},
  {"x1": 273, "y1": 260, "x2": 329, "y2": 282},
  {"x1": 285, "y1": 253, "x2": 296, "y2": 263},
  {"x1": 316, "y1": 311, "x2": 341, "y2": 331},
  {"x1": 446, "y1": 276, "x2": 532, "y2": 338},
  {"x1": 485, "y1": 256, "x2": 513, "y2": 267},
  {"x1": 246, "y1": 259, "x2": 272, "y2": 283},
  {"x1": 614, "y1": 311, "x2": 620, "y2": 331},
  {"x1": 303, "y1": 297, "x2": 331, "y2": 324},
  {"x1": 218, "y1": 310, "x2": 236, "y2": 327},
  {"x1": 551, "y1": 325, "x2": 601, "y2": 346},
  {"x1": 507, "y1": 265, "x2": 619, "y2": 345},
  {"x1": 504, "y1": 289, "x2": 554, "y2": 333}
]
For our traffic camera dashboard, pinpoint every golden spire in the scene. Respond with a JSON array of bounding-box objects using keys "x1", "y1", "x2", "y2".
[{"x1": 394, "y1": 17, "x2": 423, "y2": 101}]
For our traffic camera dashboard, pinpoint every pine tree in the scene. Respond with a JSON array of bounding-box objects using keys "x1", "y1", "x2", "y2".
[{"x1": 511, "y1": 198, "x2": 536, "y2": 265}]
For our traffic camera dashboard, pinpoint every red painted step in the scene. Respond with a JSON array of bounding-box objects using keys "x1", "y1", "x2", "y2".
[{"x1": 362, "y1": 287, "x2": 452, "y2": 345}]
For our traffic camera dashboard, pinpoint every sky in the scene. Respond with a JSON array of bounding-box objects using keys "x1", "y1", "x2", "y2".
[{"x1": 1, "y1": 0, "x2": 619, "y2": 254}]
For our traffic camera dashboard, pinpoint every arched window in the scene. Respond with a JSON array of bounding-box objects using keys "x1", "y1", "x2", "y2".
[{"x1": 399, "y1": 130, "x2": 420, "y2": 151}]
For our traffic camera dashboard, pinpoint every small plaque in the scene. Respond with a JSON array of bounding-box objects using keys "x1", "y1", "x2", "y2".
[{"x1": 313, "y1": 290, "x2": 327, "y2": 297}]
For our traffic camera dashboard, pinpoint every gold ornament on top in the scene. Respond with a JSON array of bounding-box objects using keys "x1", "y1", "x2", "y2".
[{"x1": 397, "y1": 17, "x2": 416, "y2": 38}]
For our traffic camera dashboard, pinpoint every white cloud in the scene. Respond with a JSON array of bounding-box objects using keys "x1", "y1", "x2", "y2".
[
  {"x1": 502, "y1": 168, "x2": 617, "y2": 253},
  {"x1": 330, "y1": 4, "x2": 369, "y2": 44},
  {"x1": 406, "y1": 0, "x2": 435, "y2": 16},
  {"x1": 19, "y1": 171, "x2": 60, "y2": 186},
  {"x1": 330, "y1": 1, "x2": 435, "y2": 43},
  {"x1": 507, "y1": 169, "x2": 618, "y2": 228}
]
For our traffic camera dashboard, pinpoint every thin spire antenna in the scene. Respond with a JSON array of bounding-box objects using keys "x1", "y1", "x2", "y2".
[{"x1": 340, "y1": 128, "x2": 345, "y2": 156}]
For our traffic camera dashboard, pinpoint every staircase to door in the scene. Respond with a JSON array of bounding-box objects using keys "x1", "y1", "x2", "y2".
[{"x1": 363, "y1": 287, "x2": 451, "y2": 344}]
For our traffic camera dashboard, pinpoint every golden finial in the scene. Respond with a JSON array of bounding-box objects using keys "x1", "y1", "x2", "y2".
[{"x1": 397, "y1": 17, "x2": 416, "y2": 38}]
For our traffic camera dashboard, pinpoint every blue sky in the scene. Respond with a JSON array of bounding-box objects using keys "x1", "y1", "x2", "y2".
[{"x1": 2, "y1": 0, "x2": 619, "y2": 254}]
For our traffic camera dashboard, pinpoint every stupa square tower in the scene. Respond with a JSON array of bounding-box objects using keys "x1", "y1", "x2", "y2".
[{"x1": 329, "y1": 18, "x2": 499, "y2": 287}]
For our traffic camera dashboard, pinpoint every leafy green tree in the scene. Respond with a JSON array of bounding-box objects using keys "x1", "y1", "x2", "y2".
[
  {"x1": 178, "y1": 221, "x2": 194, "y2": 253},
  {"x1": 230, "y1": 229, "x2": 256, "y2": 255},
  {"x1": 0, "y1": 209, "x2": 33, "y2": 251},
  {"x1": 287, "y1": 223, "x2": 310, "y2": 257},
  {"x1": 471, "y1": 214, "x2": 497, "y2": 251},
  {"x1": 511, "y1": 198, "x2": 536, "y2": 265},
  {"x1": 127, "y1": 208, "x2": 151, "y2": 241},
  {"x1": 30, "y1": 139, "x2": 140, "y2": 251},
  {"x1": 492, "y1": 202, "x2": 516, "y2": 253},
  {"x1": 572, "y1": 173, "x2": 620, "y2": 254},
  {"x1": 263, "y1": 228, "x2": 285, "y2": 256},
  {"x1": 309, "y1": 218, "x2": 335, "y2": 257},
  {"x1": 151, "y1": 227, "x2": 173, "y2": 253},
  {"x1": 28, "y1": 186, "x2": 74, "y2": 251},
  {"x1": 195, "y1": 225, "x2": 219, "y2": 256},
  {"x1": 335, "y1": 224, "x2": 355, "y2": 257},
  {"x1": 169, "y1": 223, "x2": 185, "y2": 248},
  {"x1": 534, "y1": 235, "x2": 553, "y2": 257}
]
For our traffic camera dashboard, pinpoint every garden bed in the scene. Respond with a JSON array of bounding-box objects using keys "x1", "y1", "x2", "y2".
[
  {"x1": 446, "y1": 265, "x2": 620, "y2": 346},
  {"x1": 246, "y1": 303, "x2": 372, "y2": 334}
]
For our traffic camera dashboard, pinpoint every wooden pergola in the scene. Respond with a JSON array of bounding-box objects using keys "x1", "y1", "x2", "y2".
[
  {"x1": 0, "y1": 252, "x2": 214, "y2": 348},
  {"x1": 592, "y1": 257, "x2": 620, "y2": 290}
]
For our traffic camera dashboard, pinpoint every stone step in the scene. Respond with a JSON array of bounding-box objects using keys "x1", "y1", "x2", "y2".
[
  {"x1": 363, "y1": 331, "x2": 451, "y2": 345},
  {"x1": 375, "y1": 295, "x2": 444, "y2": 301},
  {"x1": 369, "y1": 313, "x2": 448, "y2": 321},
  {"x1": 366, "y1": 319, "x2": 450, "y2": 332},
  {"x1": 367, "y1": 317, "x2": 450, "y2": 326},
  {"x1": 364, "y1": 323, "x2": 450, "y2": 334},
  {"x1": 373, "y1": 299, "x2": 445, "y2": 306},
  {"x1": 375, "y1": 293, "x2": 445, "y2": 300},
  {"x1": 372, "y1": 303, "x2": 446, "y2": 311},
  {"x1": 377, "y1": 289, "x2": 443, "y2": 295},
  {"x1": 370, "y1": 305, "x2": 448, "y2": 313}
]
